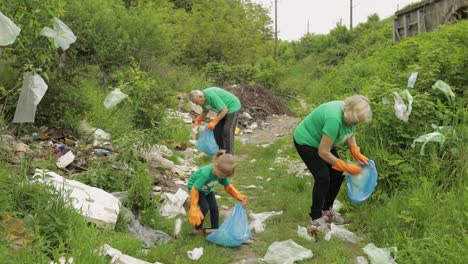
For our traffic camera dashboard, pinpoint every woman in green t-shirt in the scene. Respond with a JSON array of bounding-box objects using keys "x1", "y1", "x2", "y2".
[
  {"x1": 187, "y1": 151, "x2": 247, "y2": 235},
  {"x1": 293, "y1": 95, "x2": 372, "y2": 233}
]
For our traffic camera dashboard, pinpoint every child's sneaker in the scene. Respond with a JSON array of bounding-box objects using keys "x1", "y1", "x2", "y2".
[
  {"x1": 189, "y1": 229, "x2": 206, "y2": 236},
  {"x1": 322, "y1": 209, "x2": 347, "y2": 224}
]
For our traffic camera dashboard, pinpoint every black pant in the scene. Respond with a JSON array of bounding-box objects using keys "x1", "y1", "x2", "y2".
[
  {"x1": 195, "y1": 192, "x2": 219, "y2": 230},
  {"x1": 213, "y1": 111, "x2": 239, "y2": 154},
  {"x1": 294, "y1": 138, "x2": 344, "y2": 220}
]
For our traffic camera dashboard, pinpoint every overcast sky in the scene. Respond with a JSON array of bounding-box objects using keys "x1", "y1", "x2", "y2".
[{"x1": 251, "y1": 0, "x2": 418, "y2": 41}]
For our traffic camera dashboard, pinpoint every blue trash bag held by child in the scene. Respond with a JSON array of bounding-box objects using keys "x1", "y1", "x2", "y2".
[
  {"x1": 346, "y1": 160, "x2": 378, "y2": 205},
  {"x1": 206, "y1": 202, "x2": 252, "y2": 247},
  {"x1": 196, "y1": 128, "x2": 219, "y2": 155}
]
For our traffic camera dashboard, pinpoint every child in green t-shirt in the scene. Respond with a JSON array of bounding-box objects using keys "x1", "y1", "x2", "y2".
[{"x1": 187, "y1": 150, "x2": 247, "y2": 235}]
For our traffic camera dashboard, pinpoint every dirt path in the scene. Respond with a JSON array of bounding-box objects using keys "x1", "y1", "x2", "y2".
[{"x1": 241, "y1": 115, "x2": 299, "y2": 144}]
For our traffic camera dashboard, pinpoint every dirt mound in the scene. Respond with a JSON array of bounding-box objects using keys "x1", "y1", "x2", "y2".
[{"x1": 224, "y1": 84, "x2": 295, "y2": 119}]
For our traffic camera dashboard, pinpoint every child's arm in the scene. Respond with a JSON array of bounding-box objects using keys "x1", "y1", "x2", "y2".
[
  {"x1": 188, "y1": 188, "x2": 204, "y2": 226},
  {"x1": 224, "y1": 184, "x2": 247, "y2": 206}
]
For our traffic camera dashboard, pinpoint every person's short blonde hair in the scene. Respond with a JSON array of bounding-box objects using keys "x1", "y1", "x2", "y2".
[
  {"x1": 343, "y1": 95, "x2": 372, "y2": 125},
  {"x1": 212, "y1": 150, "x2": 235, "y2": 178}
]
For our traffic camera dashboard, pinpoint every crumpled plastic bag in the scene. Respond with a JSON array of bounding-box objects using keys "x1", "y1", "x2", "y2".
[
  {"x1": 324, "y1": 223, "x2": 363, "y2": 243},
  {"x1": 407, "y1": 72, "x2": 418, "y2": 89},
  {"x1": 159, "y1": 188, "x2": 189, "y2": 219},
  {"x1": 431, "y1": 80, "x2": 455, "y2": 102},
  {"x1": 261, "y1": 239, "x2": 313, "y2": 264},
  {"x1": 249, "y1": 210, "x2": 283, "y2": 233},
  {"x1": 345, "y1": 160, "x2": 378, "y2": 205},
  {"x1": 206, "y1": 202, "x2": 251, "y2": 247},
  {"x1": 40, "y1": 17, "x2": 76, "y2": 50},
  {"x1": 187, "y1": 247, "x2": 203, "y2": 260},
  {"x1": 0, "y1": 12, "x2": 21, "y2": 46},
  {"x1": 297, "y1": 226, "x2": 313, "y2": 241},
  {"x1": 13, "y1": 72, "x2": 48, "y2": 123},
  {"x1": 104, "y1": 88, "x2": 128, "y2": 109},
  {"x1": 196, "y1": 128, "x2": 219, "y2": 155},
  {"x1": 363, "y1": 243, "x2": 397, "y2": 264},
  {"x1": 411, "y1": 132, "x2": 445, "y2": 155},
  {"x1": 393, "y1": 90, "x2": 413, "y2": 122}
]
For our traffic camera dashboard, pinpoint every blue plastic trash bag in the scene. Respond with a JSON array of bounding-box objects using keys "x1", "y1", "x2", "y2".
[
  {"x1": 196, "y1": 128, "x2": 219, "y2": 155},
  {"x1": 206, "y1": 202, "x2": 252, "y2": 247},
  {"x1": 346, "y1": 160, "x2": 378, "y2": 205}
]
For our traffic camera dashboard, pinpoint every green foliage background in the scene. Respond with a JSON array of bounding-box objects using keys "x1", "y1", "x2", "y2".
[{"x1": 0, "y1": 0, "x2": 466, "y2": 263}]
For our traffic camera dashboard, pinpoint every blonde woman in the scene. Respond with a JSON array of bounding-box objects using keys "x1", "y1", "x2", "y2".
[
  {"x1": 187, "y1": 151, "x2": 247, "y2": 235},
  {"x1": 293, "y1": 95, "x2": 372, "y2": 231}
]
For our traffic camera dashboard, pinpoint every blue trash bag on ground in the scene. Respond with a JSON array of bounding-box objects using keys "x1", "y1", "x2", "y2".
[
  {"x1": 196, "y1": 128, "x2": 219, "y2": 155},
  {"x1": 206, "y1": 202, "x2": 252, "y2": 247},
  {"x1": 346, "y1": 160, "x2": 378, "y2": 205}
]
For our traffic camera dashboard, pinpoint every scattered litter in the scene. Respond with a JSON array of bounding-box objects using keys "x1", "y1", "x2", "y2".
[
  {"x1": 78, "y1": 120, "x2": 111, "y2": 146},
  {"x1": 123, "y1": 208, "x2": 171, "y2": 248},
  {"x1": 356, "y1": 256, "x2": 369, "y2": 264},
  {"x1": 260, "y1": 144, "x2": 270, "y2": 148},
  {"x1": 297, "y1": 226, "x2": 314, "y2": 241},
  {"x1": 49, "y1": 256, "x2": 74, "y2": 264},
  {"x1": 431, "y1": 80, "x2": 455, "y2": 102},
  {"x1": 244, "y1": 185, "x2": 257, "y2": 189},
  {"x1": 104, "y1": 88, "x2": 128, "y2": 109},
  {"x1": 101, "y1": 244, "x2": 164, "y2": 264},
  {"x1": 56, "y1": 151, "x2": 75, "y2": 168},
  {"x1": 207, "y1": 202, "x2": 252, "y2": 247},
  {"x1": 159, "y1": 188, "x2": 189, "y2": 218},
  {"x1": 393, "y1": 90, "x2": 413, "y2": 122},
  {"x1": 363, "y1": 243, "x2": 398, "y2": 264},
  {"x1": 261, "y1": 239, "x2": 313, "y2": 264},
  {"x1": 12, "y1": 142, "x2": 30, "y2": 154},
  {"x1": 266, "y1": 178, "x2": 271, "y2": 182},
  {"x1": 33, "y1": 169, "x2": 120, "y2": 229},
  {"x1": 166, "y1": 109, "x2": 192, "y2": 124},
  {"x1": 255, "y1": 176, "x2": 263, "y2": 180},
  {"x1": 277, "y1": 149, "x2": 283, "y2": 154},
  {"x1": 13, "y1": 72, "x2": 48, "y2": 123},
  {"x1": 174, "y1": 218, "x2": 182, "y2": 239},
  {"x1": 250, "y1": 159, "x2": 257, "y2": 163},
  {"x1": 324, "y1": 223, "x2": 363, "y2": 243},
  {"x1": 240, "y1": 137, "x2": 249, "y2": 144},
  {"x1": 407, "y1": 72, "x2": 418, "y2": 89},
  {"x1": 0, "y1": 11, "x2": 21, "y2": 46},
  {"x1": 221, "y1": 205, "x2": 229, "y2": 210},
  {"x1": 249, "y1": 210, "x2": 283, "y2": 233},
  {"x1": 411, "y1": 132, "x2": 446, "y2": 155},
  {"x1": 187, "y1": 247, "x2": 203, "y2": 261},
  {"x1": 40, "y1": 18, "x2": 76, "y2": 50}
]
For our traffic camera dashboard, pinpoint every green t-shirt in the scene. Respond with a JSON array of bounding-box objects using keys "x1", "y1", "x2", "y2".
[
  {"x1": 188, "y1": 165, "x2": 230, "y2": 195},
  {"x1": 293, "y1": 101, "x2": 356, "y2": 148},
  {"x1": 202, "y1": 87, "x2": 241, "y2": 114}
]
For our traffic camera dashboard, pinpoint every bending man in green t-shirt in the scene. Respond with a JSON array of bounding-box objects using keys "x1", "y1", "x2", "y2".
[
  {"x1": 293, "y1": 95, "x2": 372, "y2": 233},
  {"x1": 190, "y1": 87, "x2": 241, "y2": 154}
]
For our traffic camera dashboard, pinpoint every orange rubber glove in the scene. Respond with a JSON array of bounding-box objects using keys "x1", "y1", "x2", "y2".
[
  {"x1": 192, "y1": 115, "x2": 203, "y2": 128},
  {"x1": 349, "y1": 145, "x2": 369, "y2": 166},
  {"x1": 207, "y1": 120, "x2": 218, "y2": 130},
  {"x1": 188, "y1": 188, "x2": 204, "y2": 226},
  {"x1": 225, "y1": 184, "x2": 247, "y2": 206},
  {"x1": 332, "y1": 159, "x2": 362, "y2": 176}
]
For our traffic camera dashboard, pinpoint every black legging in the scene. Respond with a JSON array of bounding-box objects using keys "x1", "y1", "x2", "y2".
[
  {"x1": 294, "y1": 138, "x2": 344, "y2": 220},
  {"x1": 213, "y1": 111, "x2": 239, "y2": 154},
  {"x1": 195, "y1": 192, "x2": 219, "y2": 230}
]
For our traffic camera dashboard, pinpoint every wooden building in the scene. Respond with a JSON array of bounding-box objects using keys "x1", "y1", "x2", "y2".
[{"x1": 393, "y1": 0, "x2": 468, "y2": 41}]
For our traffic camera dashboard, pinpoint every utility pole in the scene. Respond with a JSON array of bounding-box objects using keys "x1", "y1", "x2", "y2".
[
  {"x1": 350, "y1": 0, "x2": 353, "y2": 30},
  {"x1": 274, "y1": 0, "x2": 278, "y2": 60},
  {"x1": 307, "y1": 19, "x2": 309, "y2": 34}
]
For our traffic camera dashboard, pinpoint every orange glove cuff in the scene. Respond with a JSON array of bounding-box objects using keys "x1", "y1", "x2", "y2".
[
  {"x1": 192, "y1": 115, "x2": 203, "y2": 127},
  {"x1": 332, "y1": 159, "x2": 362, "y2": 176},
  {"x1": 190, "y1": 188, "x2": 200, "y2": 208},
  {"x1": 349, "y1": 145, "x2": 369, "y2": 166},
  {"x1": 208, "y1": 120, "x2": 219, "y2": 130},
  {"x1": 224, "y1": 184, "x2": 247, "y2": 202}
]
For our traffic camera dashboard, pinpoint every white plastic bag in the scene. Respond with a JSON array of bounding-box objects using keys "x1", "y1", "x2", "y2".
[
  {"x1": 104, "y1": 88, "x2": 128, "y2": 109},
  {"x1": 411, "y1": 132, "x2": 445, "y2": 155},
  {"x1": 13, "y1": 72, "x2": 48, "y2": 123},
  {"x1": 40, "y1": 18, "x2": 76, "y2": 50},
  {"x1": 393, "y1": 90, "x2": 413, "y2": 122},
  {"x1": 324, "y1": 223, "x2": 363, "y2": 243},
  {"x1": 431, "y1": 80, "x2": 455, "y2": 102},
  {"x1": 187, "y1": 247, "x2": 203, "y2": 260},
  {"x1": 363, "y1": 243, "x2": 397, "y2": 264},
  {"x1": 407, "y1": 72, "x2": 418, "y2": 89},
  {"x1": 249, "y1": 210, "x2": 283, "y2": 233},
  {"x1": 0, "y1": 12, "x2": 21, "y2": 46},
  {"x1": 261, "y1": 239, "x2": 313, "y2": 264}
]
